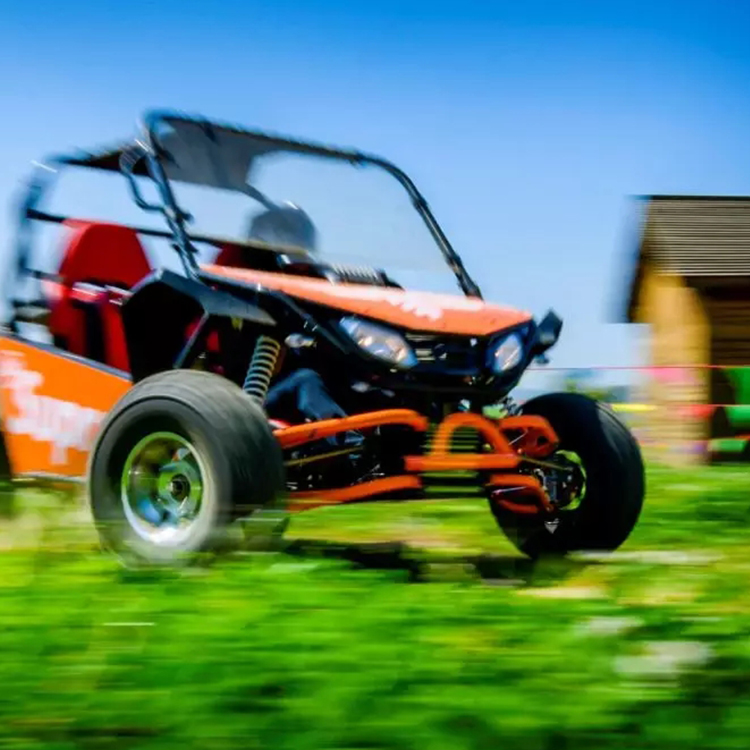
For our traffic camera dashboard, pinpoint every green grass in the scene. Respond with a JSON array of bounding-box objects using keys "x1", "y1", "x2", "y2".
[{"x1": 4, "y1": 465, "x2": 750, "y2": 749}]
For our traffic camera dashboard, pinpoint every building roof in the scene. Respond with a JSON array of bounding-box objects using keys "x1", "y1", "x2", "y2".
[{"x1": 624, "y1": 195, "x2": 750, "y2": 322}]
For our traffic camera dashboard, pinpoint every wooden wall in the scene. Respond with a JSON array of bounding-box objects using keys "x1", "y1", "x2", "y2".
[
  {"x1": 703, "y1": 296, "x2": 750, "y2": 367},
  {"x1": 633, "y1": 264, "x2": 710, "y2": 465}
]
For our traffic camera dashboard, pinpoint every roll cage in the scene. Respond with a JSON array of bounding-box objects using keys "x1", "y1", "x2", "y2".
[{"x1": 8, "y1": 109, "x2": 482, "y2": 320}]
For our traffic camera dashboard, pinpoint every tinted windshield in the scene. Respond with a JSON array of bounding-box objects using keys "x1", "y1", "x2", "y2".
[{"x1": 150, "y1": 117, "x2": 472, "y2": 295}]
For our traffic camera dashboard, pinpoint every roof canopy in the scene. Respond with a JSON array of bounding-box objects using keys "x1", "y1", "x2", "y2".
[
  {"x1": 60, "y1": 112, "x2": 370, "y2": 191},
  {"x1": 624, "y1": 195, "x2": 750, "y2": 322}
]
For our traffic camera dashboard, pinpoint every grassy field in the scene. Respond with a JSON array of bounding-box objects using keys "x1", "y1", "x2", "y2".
[{"x1": 3, "y1": 465, "x2": 750, "y2": 749}]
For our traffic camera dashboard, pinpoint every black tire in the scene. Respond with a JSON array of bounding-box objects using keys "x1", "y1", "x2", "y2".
[
  {"x1": 489, "y1": 392, "x2": 645, "y2": 558},
  {"x1": 87, "y1": 370, "x2": 285, "y2": 566}
]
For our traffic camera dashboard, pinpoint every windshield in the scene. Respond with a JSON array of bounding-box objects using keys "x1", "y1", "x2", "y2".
[{"x1": 149, "y1": 116, "x2": 477, "y2": 296}]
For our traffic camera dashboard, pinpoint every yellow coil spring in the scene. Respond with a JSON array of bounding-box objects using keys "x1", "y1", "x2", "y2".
[{"x1": 243, "y1": 335, "x2": 282, "y2": 404}]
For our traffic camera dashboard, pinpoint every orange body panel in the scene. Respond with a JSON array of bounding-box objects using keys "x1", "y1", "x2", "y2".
[
  {"x1": 202, "y1": 265, "x2": 532, "y2": 336},
  {"x1": 0, "y1": 336, "x2": 130, "y2": 478}
]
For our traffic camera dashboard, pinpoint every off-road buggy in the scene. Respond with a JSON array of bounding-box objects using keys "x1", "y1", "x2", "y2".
[{"x1": 0, "y1": 110, "x2": 645, "y2": 565}]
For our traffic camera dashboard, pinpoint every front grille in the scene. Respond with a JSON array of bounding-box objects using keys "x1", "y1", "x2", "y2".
[{"x1": 404, "y1": 333, "x2": 486, "y2": 374}]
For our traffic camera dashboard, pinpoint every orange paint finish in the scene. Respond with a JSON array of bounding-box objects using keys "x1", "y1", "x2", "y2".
[
  {"x1": 406, "y1": 411, "x2": 520, "y2": 471},
  {"x1": 275, "y1": 409, "x2": 429, "y2": 449},
  {"x1": 492, "y1": 499, "x2": 539, "y2": 515},
  {"x1": 486, "y1": 473, "x2": 554, "y2": 514},
  {"x1": 0, "y1": 336, "x2": 130, "y2": 478},
  {"x1": 405, "y1": 453, "x2": 519, "y2": 471},
  {"x1": 202, "y1": 264, "x2": 532, "y2": 336},
  {"x1": 430, "y1": 411, "x2": 514, "y2": 454},
  {"x1": 494, "y1": 499, "x2": 540, "y2": 515},
  {"x1": 497, "y1": 415, "x2": 560, "y2": 457},
  {"x1": 401, "y1": 411, "x2": 558, "y2": 501},
  {"x1": 288, "y1": 475, "x2": 422, "y2": 512}
]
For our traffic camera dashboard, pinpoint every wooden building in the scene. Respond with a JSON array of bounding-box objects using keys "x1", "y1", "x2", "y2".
[{"x1": 623, "y1": 196, "x2": 750, "y2": 465}]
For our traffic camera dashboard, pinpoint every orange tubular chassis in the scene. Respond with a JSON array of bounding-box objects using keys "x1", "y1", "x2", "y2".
[
  {"x1": 0, "y1": 336, "x2": 561, "y2": 516},
  {"x1": 281, "y1": 409, "x2": 560, "y2": 513}
]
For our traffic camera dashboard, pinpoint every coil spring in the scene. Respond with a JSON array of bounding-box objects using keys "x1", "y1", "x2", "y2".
[
  {"x1": 243, "y1": 335, "x2": 282, "y2": 404},
  {"x1": 330, "y1": 263, "x2": 384, "y2": 286}
]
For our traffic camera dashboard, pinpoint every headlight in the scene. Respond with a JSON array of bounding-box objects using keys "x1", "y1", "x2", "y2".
[
  {"x1": 339, "y1": 316, "x2": 417, "y2": 369},
  {"x1": 489, "y1": 332, "x2": 524, "y2": 373}
]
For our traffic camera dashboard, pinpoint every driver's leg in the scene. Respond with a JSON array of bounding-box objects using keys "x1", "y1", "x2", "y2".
[
  {"x1": 294, "y1": 369, "x2": 346, "y2": 422},
  {"x1": 267, "y1": 369, "x2": 363, "y2": 449},
  {"x1": 264, "y1": 370, "x2": 303, "y2": 423}
]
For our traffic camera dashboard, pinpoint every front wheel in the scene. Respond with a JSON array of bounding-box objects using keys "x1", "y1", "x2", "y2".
[
  {"x1": 488, "y1": 392, "x2": 645, "y2": 558},
  {"x1": 87, "y1": 370, "x2": 285, "y2": 567}
]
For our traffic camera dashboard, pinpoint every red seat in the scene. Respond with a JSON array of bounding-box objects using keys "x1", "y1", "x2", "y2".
[
  {"x1": 55, "y1": 220, "x2": 152, "y2": 287},
  {"x1": 47, "y1": 220, "x2": 152, "y2": 370},
  {"x1": 214, "y1": 243, "x2": 251, "y2": 269}
]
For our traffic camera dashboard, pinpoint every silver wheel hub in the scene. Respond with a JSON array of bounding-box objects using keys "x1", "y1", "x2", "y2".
[{"x1": 121, "y1": 432, "x2": 207, "y2": 547}]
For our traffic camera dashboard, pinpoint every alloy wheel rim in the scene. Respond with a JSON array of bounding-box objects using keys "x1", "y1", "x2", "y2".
[{"x1": 121, "y1": 431, "x2": 208, "y2": 547}]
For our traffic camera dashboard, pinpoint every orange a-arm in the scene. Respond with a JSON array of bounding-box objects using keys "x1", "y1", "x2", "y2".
[{"x1": 274, "y1": 408, "x2": 560, "y2": 513}]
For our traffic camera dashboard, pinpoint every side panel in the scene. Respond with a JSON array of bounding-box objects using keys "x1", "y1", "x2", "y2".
[
  {"x1": 0, "y1": 335, "x2": 131, "y2": 479},
  {"x1": 123, "y1": 269, "x2": 276, "y2": 382}
]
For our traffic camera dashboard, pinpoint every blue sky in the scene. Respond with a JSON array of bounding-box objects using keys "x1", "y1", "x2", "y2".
[{"x1": 1, "y1": 0, "x2": 749, "y2": 387}]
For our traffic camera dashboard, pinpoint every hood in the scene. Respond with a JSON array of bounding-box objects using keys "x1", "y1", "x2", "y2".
[{"x1": 202, "y1": 265, "x2": 532, "y2": 336}]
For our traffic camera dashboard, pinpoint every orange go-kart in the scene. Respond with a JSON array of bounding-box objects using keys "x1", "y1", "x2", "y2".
[{"x1": 0, "y1": 110, "x2": 644, "y2": 565}]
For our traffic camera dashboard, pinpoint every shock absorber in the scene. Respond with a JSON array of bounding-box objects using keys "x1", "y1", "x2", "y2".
[{"x1": 243, "y1": 335, "x2": 282, "y2": 405}]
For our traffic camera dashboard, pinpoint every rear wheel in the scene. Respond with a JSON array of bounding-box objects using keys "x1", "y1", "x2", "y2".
[
  {"x1": 488, "y1": 392, "x2": 645, "y2": 558},
  {"x1": 88, "y1": 370, "x2": 285, "y2": 566}
]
